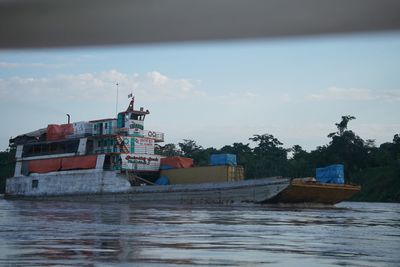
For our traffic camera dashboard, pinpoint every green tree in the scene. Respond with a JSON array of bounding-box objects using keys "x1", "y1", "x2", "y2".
[
  {"x1": 178, "y1": 139, "x2": 202, "y2": 158},
  {"x1": 288, "y1": 145, "x2": 313, "y2": 177},
  {"x1": 392, "y1": 134, "x2": 400, "y2": 161},
  {"x1": 328, "y1": 115, "x2": 356, "y2": 137},
  {"x1": 249, "y1": 134, "x2": 289, "y2": 178},
  {"x1": 324, "y1": 116, "x2": 368, "y2": 179},
  {"x1": 0, "y1": 148, "x2": 16, "y2": 193},
  {"x1": 155, "y1": 143, "x2": 182, "y2": 157},
  {"x1": 178, "y1": 139, "x2": 216, "y2": 166}
]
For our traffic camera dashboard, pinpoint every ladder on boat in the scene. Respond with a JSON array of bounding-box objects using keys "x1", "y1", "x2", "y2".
[
  {"x1": 126, "y1": 170, "x2": 155, "y2": 186},
  {"x1": 116, "y1": 136, "x2": 130, "y2": 153}
]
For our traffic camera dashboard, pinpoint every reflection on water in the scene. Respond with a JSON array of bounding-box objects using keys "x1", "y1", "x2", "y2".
[{"x1": 0, "y1": 200, "x2": 399, "y2": 266}]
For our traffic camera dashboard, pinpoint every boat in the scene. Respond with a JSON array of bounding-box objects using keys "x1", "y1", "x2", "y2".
[
  {"x1": 4, "y1": 96, "x2": 290, "y2": 203},
  {"x1": 267, "y1": 178, "x2": 361, "y2": 205},
  {"x1": 4, "y1": 96, "x2": 360, "y2": 204}
]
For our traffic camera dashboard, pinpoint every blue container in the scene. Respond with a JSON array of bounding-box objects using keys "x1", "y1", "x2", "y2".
[
  {"x1": 155, "y1": 175, "x2": 169, "y2": 185},
  {"x1": 316, "y1": 164, "x2": 344, "y2": 184},
  {"x1": 209, "y1": 154, "x2": 237, "y2": 166}
]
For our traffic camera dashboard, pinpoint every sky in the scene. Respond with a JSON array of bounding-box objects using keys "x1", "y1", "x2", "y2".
[{"x1": 0, "y1": 32, "x2": 399, "y2": 151}]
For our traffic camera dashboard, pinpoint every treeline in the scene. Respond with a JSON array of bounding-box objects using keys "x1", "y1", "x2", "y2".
[
  {"x1": 156, "y1": 116, "x2": 400, "y2": 202},
  {"x1": 0, "y1": 149, "x2": 15, "y2": 193},
  {"x1": 1, "y1": 115, "x2": 399, "y2": 201}
]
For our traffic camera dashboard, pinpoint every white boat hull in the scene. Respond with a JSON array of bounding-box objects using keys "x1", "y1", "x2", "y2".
[{"x1": 5, "y1": 170, "x2": 290, "y2": 204}]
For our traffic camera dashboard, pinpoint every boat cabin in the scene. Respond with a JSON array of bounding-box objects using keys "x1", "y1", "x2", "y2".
[{"x1": 9, "y1": 96, "x2": 164, "y2": 177}]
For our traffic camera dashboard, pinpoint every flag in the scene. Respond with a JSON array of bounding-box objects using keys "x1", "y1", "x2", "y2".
[{"x1": 128, "y1": 93, "x2": 133, "y2": 98}]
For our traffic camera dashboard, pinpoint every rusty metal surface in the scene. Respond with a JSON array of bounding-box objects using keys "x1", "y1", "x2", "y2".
[
  {"x1": 161, "y1": 165, "x2": 244, "y2": 185},
  {"x1": 269, "y1": 182, "x2": 361, "y2": 204}
]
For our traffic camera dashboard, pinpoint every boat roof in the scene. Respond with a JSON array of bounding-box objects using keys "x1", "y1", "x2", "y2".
[
  {"x1": 9, "y1": 127, "x2": 47, "y2": 142},
  {"x1": 90, "y1": 118, "x2": 117, "y2": 123},
  {"x1": 119, "y1": 110, "x2": 150, "y2": 115},
  {"x1": 120, "y1": 97, "x2": 150, "y2": 115}
]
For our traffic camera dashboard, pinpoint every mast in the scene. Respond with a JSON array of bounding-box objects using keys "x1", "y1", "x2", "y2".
[{"x1": 115, "y1": 82, "x2": 119, "y2": 118}]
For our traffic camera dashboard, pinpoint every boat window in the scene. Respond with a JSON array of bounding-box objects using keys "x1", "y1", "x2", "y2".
[
  {"x1": 118, "y1": 113, "x2": 125, "y2": 128},
  {"x1": 99, "y1": 123, "x2": 103, "y2": 135},
  {"x1": 105, "y1": 123, "x2": 108, "y2": 129},
  {"x1": 50, "y1": 143, "x2": 57, "y2": 152},
  {"x1": 22, "y1": 140, "x2": 80, "y2": 157},
  {"x1": 41, "y1": 144, "x2": 49, "y2": 153},
  {"x1": 130, "y1": 113, "x2": 139, "y2": 120},
  {"x1": 59, "y1": 143, "x2": 66, "y2": 152},
  {"x1": 32, "y1": 179, "x2": 38, "y2": 189}
]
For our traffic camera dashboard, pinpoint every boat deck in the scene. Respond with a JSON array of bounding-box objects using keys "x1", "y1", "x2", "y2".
[{"x1": 267, "y1": 180, "x2": 361, "y2": 205}]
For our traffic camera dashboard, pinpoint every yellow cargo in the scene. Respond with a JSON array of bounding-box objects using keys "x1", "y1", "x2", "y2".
[{"x1": 160, "y1": 165, "x2": 244, "y2": 185}]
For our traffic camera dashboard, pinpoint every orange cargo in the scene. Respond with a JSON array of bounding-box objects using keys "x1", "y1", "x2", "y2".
[
  {"x1": 61, "y1": 155, "x2": 97, "y2": 170},
  {"x1": 160, "y1": 156, "x2": 194, "y2": 169},
  {"x1": 47, "y1": 124, "x2": 74, "y2": 141},
  {"x1": 28, "y1": 158, "x2": 62, "y2": 173}
]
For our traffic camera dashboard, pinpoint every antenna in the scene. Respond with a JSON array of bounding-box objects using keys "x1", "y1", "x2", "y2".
[{"x1": 116, "y1": 82, "x2": 119, "y2": 117}]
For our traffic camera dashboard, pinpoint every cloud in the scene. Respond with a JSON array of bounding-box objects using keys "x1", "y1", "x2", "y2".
[
  {"x1": 307, "y1": 87, "x2": 400, "y2": 102},
  {"x1": 148, "y1": 71, "x2": 168, "y2": 86},
  {"x1": 141, "y1": 71, "x2": 205, "y2": 100},
  {"x1": 0, "y1": 70, "x2": 204, "y2": 103}
]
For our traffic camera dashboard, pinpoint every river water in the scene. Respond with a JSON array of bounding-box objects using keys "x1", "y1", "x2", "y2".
[{"x1": 0, "y1": 200, "x2": 399, "y2": 267}]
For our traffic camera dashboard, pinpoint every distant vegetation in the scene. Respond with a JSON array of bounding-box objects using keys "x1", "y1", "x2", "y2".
[
  {"x1": 1, "y1": 116, "x2": 399, "y2": 202},
  {"x1": 0, "y1": 149, "x2": 15, "y2": 193},
  {"x1": 156, "y1": 116, "x2": 400, "y2": 202}
]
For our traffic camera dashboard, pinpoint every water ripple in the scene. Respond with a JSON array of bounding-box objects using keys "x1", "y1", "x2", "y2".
[{"x1": 0, "y1": 200, "x2": 399, "y2": 266}]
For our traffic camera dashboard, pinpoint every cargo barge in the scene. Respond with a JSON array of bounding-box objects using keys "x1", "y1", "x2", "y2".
[
  {"x1": 268, "y1": 179, "x2": 361, "y2": 205},
  {"x1": 4, "y1": 97, "x2": 291, "y2": 203},
  {"x1": 4, "y1": 96, "x2": 360, "y2": 204}
]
